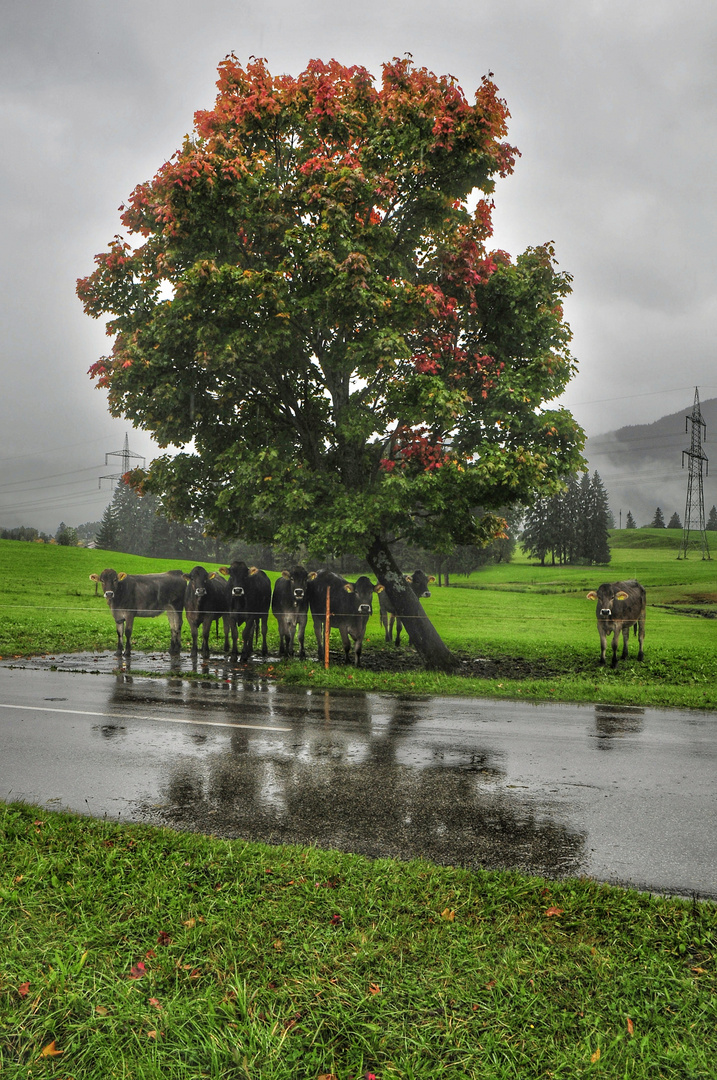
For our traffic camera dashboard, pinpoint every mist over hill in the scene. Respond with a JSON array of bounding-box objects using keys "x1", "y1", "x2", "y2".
[{"x1": 584, "y1": 396, "x2": 717, "y2": 528}]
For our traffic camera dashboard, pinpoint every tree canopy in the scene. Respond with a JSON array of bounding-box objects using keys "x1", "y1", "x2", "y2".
[{"x1": 77, "y1": 56, "x2": 584, "y2": 665}]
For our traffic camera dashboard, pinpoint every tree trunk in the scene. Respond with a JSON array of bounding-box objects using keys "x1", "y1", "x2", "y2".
[{"x1": 366, "y1": 536, "x2": 459, "y2": 671}]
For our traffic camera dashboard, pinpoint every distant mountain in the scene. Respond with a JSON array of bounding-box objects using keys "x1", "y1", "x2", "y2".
[{"x1": 583, "y1": 396, "x2": 717, "y2": 528}]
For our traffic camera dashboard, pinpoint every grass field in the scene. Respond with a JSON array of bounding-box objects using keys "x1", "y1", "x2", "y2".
[
  {"x1": 1, "y1": 802, "x2": 715, "y2": 1080},
  {"x1": 0, "y1": 534, "x2": 715, "y2": 709},
  {"x1": 1, "y1": 538, "x2": 716, "y2": 1077}
]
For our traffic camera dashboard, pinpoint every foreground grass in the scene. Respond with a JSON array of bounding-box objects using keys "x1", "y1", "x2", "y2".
[
  {"x1": 1, "y1": 537, "x2": 716, "y2": 709},
  {"x1": 1, "y1": 803, "x2": 715, "y2": 1079}
]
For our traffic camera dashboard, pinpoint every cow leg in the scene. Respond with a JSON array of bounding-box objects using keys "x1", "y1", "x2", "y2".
[
  {"x1": 312, "y1": 615, "x2": 325, "y2": 657},
  {"x1": 611, "y1": 630, "x2": 619, "y2": 669},
  {"x1": 237, "y1": 622, "x2": 254, "y2": 660},
  {"x1": 200, "y1": 616, "x2": 211, "y2": 660},
  {"x1": 394, "y1": 616, "x2": 403, "y2": 646},
  {"x1": 339, "y1": 625, "x2": 351, "y2": 664},
  {"x1": 228, "y1": 617, "x2": 239, "y2": 660},
  {"x1": 597, "y1": 624, "x2": 607, "y2": 666},
  {"x1": 167, "y1": 609, "x2": 182, "y2": 654},
  {"x1": 260, "y1": 615, "x2": 269, "y2": 657},
  {"x1": 637, "y1": 615, "x2": 645, "y2": 661},
  {"x1": 620, "y1": 624, "x2": 631, "y2": 661},
  {"x1": 222, "y1": 615, "x2": 231, "y2": 654},
  {"x1": 123, "y1": 614, "x2": 134, "y2": 656},
  {"x1": 297, "y1": 613, "x2": 307, "y2": 660}
]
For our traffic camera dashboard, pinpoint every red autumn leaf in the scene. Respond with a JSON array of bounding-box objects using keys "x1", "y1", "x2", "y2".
[
  {"x1": 128, "y1": 961, "x2": 146, "y2": 979},
  {"x1": 149, "y1": 997, "x2": 161, "y2": 1009},
  {"x1": 368, "y1": 983, "x2": 381, "y2": 995},
  {"x1": 17, "y1": 982, "x2": 30, "y2": 998},
  {"x1": 145, "y1": 949, "x2": 157, "y2": 959},
  {"x1": 626, "y1": 1016, "x2": 634, "y2": 1035},
  {"x1": 157, "y1": 931, "x2": 172, "y2": 946},
  {"x1": 330, "y1": 913, "x2": 342, "y2": 924},
  {"x1": 40, "y1": 1041, "x2": 63, "y2": 1057},
  {"x1": 365, "y1": 1074, "x2": 378, "y2": 1080},
  {"x1": 545, "y1": 907, "x2": 564, "y2": 917}
]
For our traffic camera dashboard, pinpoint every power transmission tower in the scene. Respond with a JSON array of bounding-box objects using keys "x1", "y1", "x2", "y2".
[
  {"x1": 99, "y1": 433, "x2": 146, "y2": 489},
  {"x1": 677, "y1": 388, "x2": 710, "y2": 560}
]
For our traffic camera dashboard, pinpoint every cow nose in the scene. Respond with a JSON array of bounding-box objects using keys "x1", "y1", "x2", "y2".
[
  {"x1": 195, "y1": 588, "x2": 206, "y2": 597},
  {"x1": 104, "y1": 590, "x2": 114, "y2": 599},
  {"x1": 600, "y1": 607, "x2": 611, "y2": 616},
  {"x1": 358, "y1": 604, "x2": 371, "y2": 613},
  {"x1": 422, "y1": 590, "x2": 431, "y2": 597},
  {"x1": 294, "y1": 589, "x2": 304, "y2": 599},
  {"x1": 232, "y1": 587, "x2": 244, "y2": 596}
]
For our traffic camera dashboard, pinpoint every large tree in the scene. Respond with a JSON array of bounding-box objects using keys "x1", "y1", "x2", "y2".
[{"x1": 77, "y1": 56, "x2": 584, "y2": 668}]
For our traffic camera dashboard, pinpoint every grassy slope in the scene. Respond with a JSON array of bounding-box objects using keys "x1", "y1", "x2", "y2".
[
  {"x1": 1, "y1": 804, "x2": 715, "y2": 1080},
  {"x1": 1, "y1": 537, "x2": 716, "y2": 708}
]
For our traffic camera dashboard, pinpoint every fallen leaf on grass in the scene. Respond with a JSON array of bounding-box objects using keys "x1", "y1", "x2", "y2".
[
  {"x1": 317, "y1": 1074, "x2": 338, "y2": 1080},
  {"x1": 149, "y1": 998, "x2": 161, "y2": 1009},
  {"x1": 368, "y1": 983, "x2": 381, "y2": 995},
  {"x1": 545, "y1": 907, "x2": 564, "y2": 917},
  {"x1": 145, "y1": 949, "x2": 156, "y2": 959},
  {"x1": 40, "y1": 1041, "x2": 63, "y2": 1057},
  {"x1": 590, "y1": 1047, "x2": 601, "y2": 1063},
  {"x1": 272, "y1": 940, "x2": 283, "y2": 951},
  {"x1": 128, "y1": 961, "x2": 146, "y2": 980},
  {"x1": 626, "y1": 1017, "x2": 634, "y2": 1036},
  {"x1": 156, "y1": 931, "x2": 172, "y2": 946},
  {"x1": 147, "y1": 1030, "x2": 161, "y2": 1039},
  {"x1": 440, "y1": 908, "x2": 455, "y2": 921},
  {"x1": 330, "y1": 914, "x2": 342, "y2": 925},
  {"x1": 17, "y1": 982, "x2": 30, "y2": 998},
  {"x1": 95, "y1": 1005, "x2": 109, "y2": 1016},
  {"x1": 183, "y1": 918, "x2": 196, "y2": 929},
  {"x1": 691, "y1": 966, "x2": 707, "y2": 975}
]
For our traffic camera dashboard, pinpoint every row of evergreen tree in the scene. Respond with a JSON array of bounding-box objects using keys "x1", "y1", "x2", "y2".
[
  {"x1": 95, "y1": 482, "x2": 233, "y2": 562},
  {"x1": 625, "y1": 506, "x2": 717, "y2": 530},
  {"x1": 520, "y1": 472, "x2": 612, "y2": 566}
]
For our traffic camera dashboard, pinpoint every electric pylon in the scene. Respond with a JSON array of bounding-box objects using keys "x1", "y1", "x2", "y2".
[
  {"x1": 677, "y1": 388, "x2": 710, "y2": 559},
  {"x1": 99, "y1": 434, "x2": 146, "y2": 489}
]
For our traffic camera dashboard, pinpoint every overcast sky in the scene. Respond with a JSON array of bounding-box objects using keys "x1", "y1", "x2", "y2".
[{"x1": 2, "y1": 0, "x2": 716, "y2": 532}]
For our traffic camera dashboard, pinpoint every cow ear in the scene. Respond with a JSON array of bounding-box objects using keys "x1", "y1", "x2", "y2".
[
  {"x1": 616, "y1": 591, "x2": 629, "y2": 600},
  {"x1": 404, "y1": 575, "x2": 412, "y2": 583},
  {"x1": 118, "y1": 572, "x2": 127, "y2": 581},
  {"x1": 343, "y1": 583, "x2": 354, "y2": 593},
  {"x1": 209, "y1": 572, "x2": 217, "y2": 579},
  {"x1": 249, "y1": 566, "x2": 260, "y2": 575},
  {"x1": 89, "y1": 574, "x2": 99, "y2": 582},
  {"x1": 182, "y1": 574, "x2": 190, "y2": 581},
  {"x1": 428, "y1": 576, "x2": 436, "y2": 583},
  {"x1": 281, "y1": 569, "x2": 291, "y2": 579},
  {"x1": 586, "y1": 591, "x2": 597, "y2": 600},
  {"x1": 308, "y1": 571, "x2": 317, "y2": 580},
  {"x1": 374, "y1": 584, "x2": 384, "y2": 593},
  {"x1": 218, "y1": 566, "x2": 229, "y2": 576}
]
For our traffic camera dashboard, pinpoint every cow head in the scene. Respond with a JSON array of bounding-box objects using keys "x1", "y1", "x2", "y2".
[
  {"x1": 587, "y1": 585, "x2": 629, "y2": 618},
  {"x1": 184, "y1": 565, "x2": 214, "y2": 598},
  {"x1": 407, "y1": 570, "x2": 435, "y2": 598},
  {"x1": 90, "y1": 568, "x2": 123, "y2": 600},
  {"x1": 282, "y1": 565, "x2": 309, "y2": 603}
]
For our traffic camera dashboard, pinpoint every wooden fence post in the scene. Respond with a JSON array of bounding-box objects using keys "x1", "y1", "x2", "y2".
[{"x1": 324, "y1": 587, "x2": 331, "y2": 669}]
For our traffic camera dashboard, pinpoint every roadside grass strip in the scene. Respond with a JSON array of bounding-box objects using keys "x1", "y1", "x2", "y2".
[{"x1": 1, "y1": 803, "x2": 716, "y2": 1079}]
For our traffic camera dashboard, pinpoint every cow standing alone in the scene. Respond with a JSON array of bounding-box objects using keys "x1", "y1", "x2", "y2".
[
  {"x1": 307, "y1": 570, "x2": 383, "y2": 666},
  {"x1": 586, "y1": 579, "x2": 646, "y2": 668},
  {"x1": 89, "y1": 569, "x2": 186, "y2": 655}
]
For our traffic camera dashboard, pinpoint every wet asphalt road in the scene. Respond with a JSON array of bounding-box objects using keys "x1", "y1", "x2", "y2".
[{"x1": 1, "y1": 656, "x2": 716, "y2": 899}]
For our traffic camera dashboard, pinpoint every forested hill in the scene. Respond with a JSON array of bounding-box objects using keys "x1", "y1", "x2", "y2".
[{"x1": 584, "y1": 396, "x2": 717, "y2": 528}]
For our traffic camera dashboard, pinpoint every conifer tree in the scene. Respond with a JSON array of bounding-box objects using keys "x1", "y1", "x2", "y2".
[{"x1": 625, "y1": 510, "x2": 637, "y2": 529}]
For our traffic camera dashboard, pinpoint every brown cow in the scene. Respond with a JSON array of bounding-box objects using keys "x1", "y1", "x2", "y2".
[{"x1": 586, "y1": 579, "x2": 646, "y2": 668}]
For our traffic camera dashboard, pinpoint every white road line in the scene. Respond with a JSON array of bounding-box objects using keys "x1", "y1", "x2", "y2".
[{"x1": 0, "y1": 702, "x2": 290, "y2": 733}]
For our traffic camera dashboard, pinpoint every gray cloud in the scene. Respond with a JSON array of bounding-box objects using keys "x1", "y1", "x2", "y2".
[{"x1": 2, "y1": 0, "x2": 716, "y2": 530}]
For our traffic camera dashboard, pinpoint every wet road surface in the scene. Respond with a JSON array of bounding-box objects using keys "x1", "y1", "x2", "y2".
[{"x1": 1, "y1": 659, "x2": 716, "y2": 898}]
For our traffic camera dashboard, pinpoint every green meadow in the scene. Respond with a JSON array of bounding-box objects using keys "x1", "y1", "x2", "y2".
[{"x1": 0, "y1": 533, "x2": 715, "y2": 709}]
